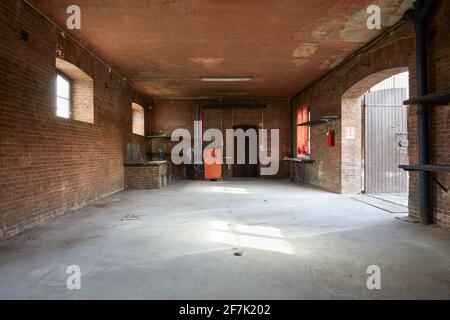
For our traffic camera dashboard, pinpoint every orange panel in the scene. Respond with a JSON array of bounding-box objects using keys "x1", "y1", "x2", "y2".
[
  {"x1": 204, "y1": 149, "x2": 222, "y2": 179},
  {"x1": 296, "y1": 105, "x2": 309, "y2": 156}
]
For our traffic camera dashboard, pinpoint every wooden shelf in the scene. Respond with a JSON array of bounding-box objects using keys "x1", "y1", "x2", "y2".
[
  {"x1": 283, "y1": 157, "x2": 315, "y2": 164},
  {"x1": 399, "y1": 164, "x2": 450, "y2": 173},
  {"x1": 298, "y1": 115, "x2": 339, "y2": 127},
  {"x1": 404, "y1": 89, "x2": 450, "y2": 106}
]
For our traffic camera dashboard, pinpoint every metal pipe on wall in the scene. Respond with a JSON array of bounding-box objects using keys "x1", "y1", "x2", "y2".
[
  {"x1": 290, "y1": 99, "x2": 295, "y2": 158},
  {"x1": 403, "y1": 0, "x2": 437, "y2": 224}
]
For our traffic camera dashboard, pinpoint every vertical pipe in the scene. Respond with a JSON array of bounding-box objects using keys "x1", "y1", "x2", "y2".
[
  {"x1": 290, "y1": 99, "x2": 295, "y2": 158},
  {"x1": 416, "y1": 19, "x2": 432, "y2": 224},
  {"x1": 403, "y1": 0, "x2": 436, "y2": 224}
]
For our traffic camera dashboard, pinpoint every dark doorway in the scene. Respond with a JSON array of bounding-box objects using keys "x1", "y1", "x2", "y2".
[{"x1": 232, "y1": 125, "x2": 258, "y2": 177}]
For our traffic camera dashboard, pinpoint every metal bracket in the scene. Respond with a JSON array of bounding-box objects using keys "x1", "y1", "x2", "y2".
[
  {"x1": 426, "y1": 172, "x2": 448, "y2": 193},
  {"x1": 324, "y1": 119, "x2": 336, "y2": 131}
]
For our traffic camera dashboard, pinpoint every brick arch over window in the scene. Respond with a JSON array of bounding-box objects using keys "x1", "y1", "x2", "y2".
[
  {"x1": 56, "y1": 58, "x2": 94, "y2": 123},
  {"x1": 132, "y1": 103, "x2": 145, "y2": 136},
  {"x1": 341, "y1": 67, "x2": 409, "y2": 194}
]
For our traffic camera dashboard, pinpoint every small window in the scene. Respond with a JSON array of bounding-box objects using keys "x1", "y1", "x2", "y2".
[
  {"x1": 56, "y1": 73, "x2": 71, "y2": 118},
  {"x1": 55, "y1": 58, "x2": 94, "y2": 123},
  {"x1": 132, "y1": 103, "x2": 145, "y2": 136},
  {"x1": 296, "y1": 105, "x2": 310, "y2": 157}
]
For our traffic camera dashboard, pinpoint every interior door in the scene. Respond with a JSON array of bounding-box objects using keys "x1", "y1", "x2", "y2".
[{"x1": 232, "y1": 125, "x2": 258, "y2": 177}]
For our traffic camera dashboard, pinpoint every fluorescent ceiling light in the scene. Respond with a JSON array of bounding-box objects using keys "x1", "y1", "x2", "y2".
[{"x1": 201, "y1": 76, "x2": 253, "y2": 82}]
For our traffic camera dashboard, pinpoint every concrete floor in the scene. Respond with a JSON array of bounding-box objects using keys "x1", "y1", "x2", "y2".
[{"x1": 0, "y1": 179, "x2": 449, "y2": 300}]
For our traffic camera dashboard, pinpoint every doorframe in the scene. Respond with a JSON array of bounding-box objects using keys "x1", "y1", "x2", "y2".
[
  {"x1": 232, "y1": 124, "x2": 259, "y2": 178},
  {"x1": 340, "y1": 67, "x2": 409, "y2": 194}
]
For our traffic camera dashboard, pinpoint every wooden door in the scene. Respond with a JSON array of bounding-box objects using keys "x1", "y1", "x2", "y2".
[
  {"x1": 232, "y1": 125, "x2": 258, "y2": 177},
  {"x1": 364, "y1": 88, "x2": 409, "y2": 193}
]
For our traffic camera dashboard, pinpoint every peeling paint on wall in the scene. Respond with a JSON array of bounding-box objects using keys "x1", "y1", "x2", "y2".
[
  {"x1": 319, "y1": 60, "x2": 331, "y2": 70},
  {"x1": 190, "y1": 57, "x2": 224, "y2": 68},
  {"x1": 30, "y1": 0, "x2": 416, "y2": 98},
  {"x1": 294, "y1": 58, "x2": 309, "y2": 66},
  {"x1": 292, "y1": 43, "x2": 319, "y2": 59},
  {"x1": 311, "y1": 30, "x2": 328, "y2": 41},
  {"x1": 340, "y1": 0, "x2": 414, "y2": 44}
]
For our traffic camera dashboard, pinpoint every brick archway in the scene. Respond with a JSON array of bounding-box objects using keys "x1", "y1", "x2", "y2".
[{"x1": 341, "y1": 67, "x2": 409, "y2": 194}]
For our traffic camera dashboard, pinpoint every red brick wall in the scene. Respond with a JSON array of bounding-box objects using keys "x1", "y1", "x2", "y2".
[
  {"x1": 124, "y1": 163, "x2": 169, "y2": 189},
  {"x1": 1, "y1": 0, "x2": 448, "y2": 235},
  {"x1": 150, "y1": 99, "x2": 291, "y2": 178},
  {"x1": 292, "y1": 0, "x2": 450, "y2": 228},
  {"x1": 293, "y1": 22, "x2": 416, "y2": 193},
  {"x1": 428, "y1": 0, "x2": 450, "y2": 229},
  {"x1": 0, "y1": 1, "x2": 150, "y2": 239}
]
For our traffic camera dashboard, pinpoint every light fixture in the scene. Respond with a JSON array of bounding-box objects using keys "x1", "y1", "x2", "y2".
[{"x1": 201, "y1": 76, "x2": 253, "y2": 82}]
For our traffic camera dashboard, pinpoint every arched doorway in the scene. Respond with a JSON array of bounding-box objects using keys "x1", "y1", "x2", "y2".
[{"x1": 341, "y1": 67, "x2": 410, "y2": 196}]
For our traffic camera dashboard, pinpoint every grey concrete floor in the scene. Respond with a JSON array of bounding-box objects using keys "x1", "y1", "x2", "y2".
[{"x1": 0, "y1": 179, "x2": 449, "y2": 300}]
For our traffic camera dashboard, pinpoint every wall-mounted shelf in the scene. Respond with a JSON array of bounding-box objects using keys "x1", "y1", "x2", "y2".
[
  {"x1": 403, "y1": 88, "x2": 450, "y2": 106},
  {"x1": 399, "y1": 164, "x2": 450, "y2": 192},
  {"x1": 398, "y1": 164, "x2": 450, "y2": 173},
  {"x1": 298, "y1": 115, "x2": 339, "y2": 127},
  {"x1": 283, "y1": 157, "x2": 315, "y2": 164}
]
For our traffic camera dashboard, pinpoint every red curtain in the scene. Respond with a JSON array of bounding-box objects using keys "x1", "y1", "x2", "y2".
[{"x1": 296, "y1": 105, "x2": 309, "y2": 156}]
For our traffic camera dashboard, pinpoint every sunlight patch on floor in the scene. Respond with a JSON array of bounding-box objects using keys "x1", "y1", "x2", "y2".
[
  {"x1": 210, "y1": 220, "x2": 293, "y2": 254},
  {"x1": 210, "y1": 187, "x2": 249, "y2": 194}
]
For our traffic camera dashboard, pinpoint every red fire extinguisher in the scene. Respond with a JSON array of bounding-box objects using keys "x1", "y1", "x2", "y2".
[{"x1": 327, "y1": 128, "x2": 335, "y2": 147}]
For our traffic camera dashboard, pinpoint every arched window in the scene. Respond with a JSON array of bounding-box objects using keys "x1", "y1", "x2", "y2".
[
  {"x1": 55, "y1": 58, "x2": 94, "y2": 123},
  {"x1": 132, "y1": 103, "x2": 145, "y2": 136}
]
